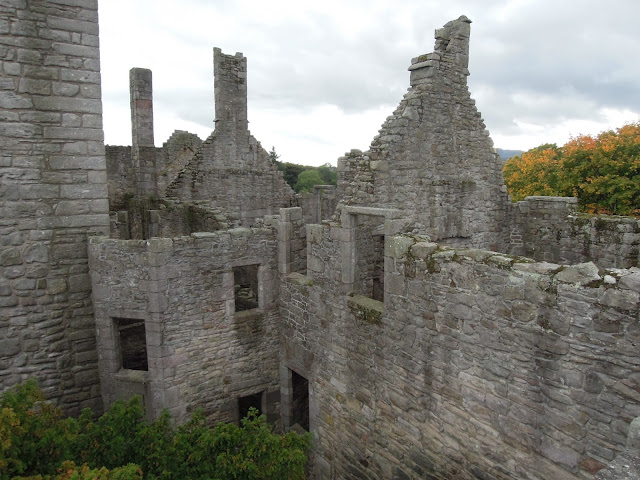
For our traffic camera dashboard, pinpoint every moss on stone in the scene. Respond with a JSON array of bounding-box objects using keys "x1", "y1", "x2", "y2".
[{"x1": 347, "y1": 295, "x2": 384, "y2": 326}]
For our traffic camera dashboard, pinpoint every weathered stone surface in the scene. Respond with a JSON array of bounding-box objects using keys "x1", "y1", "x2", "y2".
[
  {"x1": 508, "y1": 200, "x2": 640, "y2": 269},
  {"x1": 595, "y1": 417, "x2": 640, "y2": 479},
  {"x1": 3, "y1": 7, "x2": 640, "y2": 480},
  {"x1": 555, "y1": 262, "x2": 600, "y2": 285},
  {"x1": 0, "y1": 0, "x2": 108, "y2": 415},
  {"x1": 89, "y1": 227, "x2": 280, "y2": 423}
]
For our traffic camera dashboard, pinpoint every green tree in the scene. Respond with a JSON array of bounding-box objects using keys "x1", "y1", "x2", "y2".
[
  {"x1": 276, "y1": 162, "x2": 306, "y2": 189},
  {"x1": 560, "y1": 125, "x2": 640, "y2": 215},
  {"x1": 267, "y1": 146, "x2": 280, "y2": 164},
  {"x1": 317, "y1": 163, "x2": 337, "y2": 185},
  {"x1": 1, "y1": 381, "x2": 310, "y2": 480},
  {"x1": 294, "y1": 169, "x2": 324, "y2": 193}
]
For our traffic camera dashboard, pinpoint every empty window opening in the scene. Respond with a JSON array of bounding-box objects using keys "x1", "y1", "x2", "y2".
[
  {"x1": 115, "y1": 318, "x2": 148, "y2": 371},
  {"x1": 372, "y1": 234, "x2": 385, "y2": 302},
  {"x1": 238, "y1": 391, "x2": 263, "y2": 423},
  {"x1": 291, "y1": 370, "x2": 309, "y2": 431},
  {"x1": 354, "y1": 213, "x2": 386, "y2": 302},
  {"x1": 233, "y1": 264, "x2": 259, "y2": 311}
]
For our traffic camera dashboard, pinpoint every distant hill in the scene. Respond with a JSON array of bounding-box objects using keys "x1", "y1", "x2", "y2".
[{"x1": 496, "y1": 148, "x2": 523, "y2": 161}]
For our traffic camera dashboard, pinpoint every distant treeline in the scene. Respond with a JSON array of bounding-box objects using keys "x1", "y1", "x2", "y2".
[{"x1": 269, "y1": 147, "x2": 337, "y2": 193}]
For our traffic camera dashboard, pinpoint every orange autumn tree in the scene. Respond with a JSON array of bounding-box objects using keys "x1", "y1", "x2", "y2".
[
  {"x1": 502, "y1": 144, "x2": 563, "y2": 201},
  {"x1": 503, "y1": 122, "x2": 640, "y2": 215}
]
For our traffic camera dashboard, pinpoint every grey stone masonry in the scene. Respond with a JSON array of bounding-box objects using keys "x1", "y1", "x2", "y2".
[
  {"x1": 507, "y1": 196, "x2": 640, "y2": 268},
  {"x1": 283, "y1": 222, "x2": 640, "y2": 479},
  {"x1": 165, "y1": 48, "x2": 296, "y2": 225},
  {"x1": 300, "y1": 185, "x2": 339, "y2": 225},
  {"x1": 157, "y1": 130, "x2": 202, "y2": 195},
  {"x1": 595, "y1": 416, "x2": 640, "y2": 479},
  {"x1": 336, "y1": 16, "x2": 509, "y2": 250},
  {"x1": 0, "y1": 0, "x2": 109, "y2": 414},
  {"x1": 213, "y1": 48, "x2": 247, "y2": 130},
  {"x1": 89, "y1": 225, "x2": 281, "y2": 424},
  {"x1": 129, "y1": 68, "x2": 157, "y2": 197},
  {"x1": 130, "y1": 68, "x2": 154, "y2": 150}
]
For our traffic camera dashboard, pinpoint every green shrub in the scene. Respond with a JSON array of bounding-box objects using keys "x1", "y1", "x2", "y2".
[{"x1": 1, "y1": 381, "x2": 310, "y2": 480}]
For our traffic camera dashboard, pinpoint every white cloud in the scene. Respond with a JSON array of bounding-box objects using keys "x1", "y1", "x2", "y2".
[{"x1": 98, "y1": 0, "x2": 640, "y2": 165}]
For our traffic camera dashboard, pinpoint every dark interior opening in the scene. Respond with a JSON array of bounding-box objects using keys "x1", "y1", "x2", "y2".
[
  {"x1": 372, "y1": 234, "x2": 385, "y2": 302},
  {"x1": 233, "y1": 264, "x2": 259, "y2": 311},
  {"x1": 238, "y1": 391, "x2": 263, "y2": 423},
  {"x1": 292, "y1": 370, "x2": 309, "y2": 431},
  {"x1": 115, "y1": 318, "x2": 148, "y2": 371}
]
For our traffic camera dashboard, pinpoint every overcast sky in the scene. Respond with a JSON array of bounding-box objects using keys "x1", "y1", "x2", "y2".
[{"x1": 98, "y1": 0, "x2": 640, "y2": 166}]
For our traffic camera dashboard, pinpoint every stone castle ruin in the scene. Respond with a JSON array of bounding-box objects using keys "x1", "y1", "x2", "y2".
[{"x1": 1, "y1": 2, "x2": 639, "y2": 479}]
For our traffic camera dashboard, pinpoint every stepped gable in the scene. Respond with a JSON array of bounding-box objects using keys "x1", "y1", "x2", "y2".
[{"x1": 337, "y1": 16, "x2": 508, "y2": 249}]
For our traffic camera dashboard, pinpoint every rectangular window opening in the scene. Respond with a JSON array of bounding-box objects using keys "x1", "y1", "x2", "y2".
[
  {"x1": 115, "y1": 318, "x2": 148, "y2": 371},
  {"x1": 372, "y1": 234, "x2": 385, "y2": 302},
  {"x1": 354, "y1": 213, "x2": 386, "y2": 303},
  {"x1": 233, "y1": 264, "x2": 259, "y2": 311},
  {"x1": 238, "y1": 391, "x2": 264, "y2": 424},
  {"x1": 291, "y1": 370, "x2": 309, "y2": 431}
]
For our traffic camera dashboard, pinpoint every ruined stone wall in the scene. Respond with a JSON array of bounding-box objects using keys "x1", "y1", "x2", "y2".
[
  {"x1": 89, "y1": 225, "x2": 281, "y2": 424},
  {"x1": 152, "y1": 202, "x2": 230, "y2": 238},
  {"x1": 353, "y1": 215, "x2": 385, "y2": 299},
  {"x1": 165, "y1": 49, "x2": 296, "y2": 226},
  {"x1": 108, "y1": 198, "x2": 231, "y2": 241},
  {"x1": 335, "y1": 17, "x2": 509, "y2": 250},
  {"x1": 129, "y1": 68, "x2": 157, "y2": 197},
  {"x1": 157, "y1": 130, "x2": 201, "y2": 195},
  {"x1": 507, "y1": 196, "x2": 640, "y2": 268},
  {"x1": 166, "y1": 130, "x2": 296, "y2": 226},
  {"x1": 104, "y1": 145, "x2": 133, "y2": 208},
  {"x1": 281, "y1": 225, "x2": 640, "y2": 479},
  {"x1": 278, "y1": 207, "x2": 306, "y2": 275},
  {"x1": 0, "y1": 0, "x2": 108, "y2": 414},
  {"x1": 300, "y1": 185, "x2": 339, "y2": 224}
]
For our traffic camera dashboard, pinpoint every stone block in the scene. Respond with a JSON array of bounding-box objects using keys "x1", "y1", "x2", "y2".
[
  {"x1": 49, "y1": 155, "x2": 105, "y2": 170},
  {"x1": 20, "y1": 184, "x2": 60, "y2": 200},
  {"x1": 68, "y1": 273, "x2": 90, "y2": 293},
  {"x1": 18, "y1": 77, "x2": 51, "y2": 95},
  {"x1": 55, "y1": 200, "x2": 90, "y2": 216},
  {"x1": 410, "y1": 241, "x2": 438, "y2": 259},
  {"x1": 52, "y1": 81, "x2": 80, "y2": 96},
  {"x1": 386, "y1": 236, "x2": 415, "y2": 259},
  {"x1": 33, "y1": 96, "x2": 101, "y2": 114},
  {"x1": 0, "y1": 339, "x2": 21, "y2": 358},
  {"x1": 44, "y1": 126, "x2": 103, "y2": 141},
  {"x1": 306, "y1": 224, "x2": 324, "y2": 243},
  {"x1": 0, "y1": 247, "x2": 22, "y2": 266},
  {"x1": 0, "y1": 122, "x2": 41, "y2": 137},
  {"x1": 555, "y1": 262, "x2": 600, "y2": 286},
  {"x1": 60, "y1": 69, "x2": 100, "y2": 83},
  {"x1": 619, "y1": 272, "x2": 640, "y2": 292},
  {"x1": 23, "y1": 244, "x2": 48, "y2": 263},
  {"x1": 0, "y1": 91, "x2": 33, "y2": 109}
]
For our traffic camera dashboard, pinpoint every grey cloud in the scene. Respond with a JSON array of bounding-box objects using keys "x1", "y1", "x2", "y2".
[
  {"x1": 100, "y1": 0, "x2": 640, "y2": 152},
  {"x1": 467, "y1": 0, "x2": 640, "y2": 128}
]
